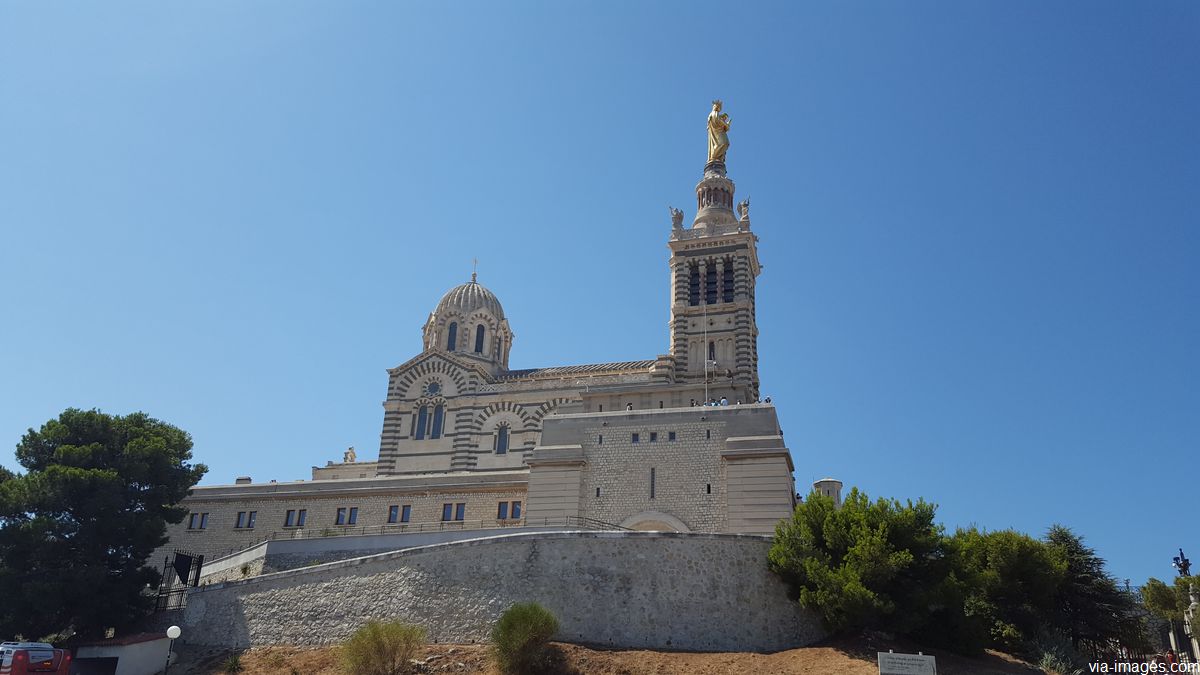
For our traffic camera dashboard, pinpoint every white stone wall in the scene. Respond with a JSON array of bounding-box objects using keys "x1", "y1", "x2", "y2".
[
  {"x1": 528, "y1": 404, "x2": 794, "y2": 535},
  {"x1": 182, "y1": 531, "x2": 823, "y2": 653},
  {"x1": 580, "y1": 420, "x2": 727, "y2": 532}
]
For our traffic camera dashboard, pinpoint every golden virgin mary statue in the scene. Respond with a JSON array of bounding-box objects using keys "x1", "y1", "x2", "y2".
[{"x1": 707, "y1": 99, "x2": 731, "y2": 164}]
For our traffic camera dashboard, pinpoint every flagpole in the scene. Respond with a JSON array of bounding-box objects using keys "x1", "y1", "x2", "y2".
[{"x1": 703, "y1": 299, "x2": 709, "y2": 403}]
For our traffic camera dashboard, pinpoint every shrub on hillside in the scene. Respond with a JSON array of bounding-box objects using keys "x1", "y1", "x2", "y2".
[
  {"x1": 491, "y1": 602, "x2": 560, "y2": 674},
  {"x1": 221, "y1": 652, "x2": 243, "y2": 674},
  {"x1": 770, "y1": 489, "x2": 1150, "y2": 659},
  {"x1": 340, "y1": 620, "x2": 426, "y2": 675},
  {"x1": 768, "y1": 488, "x2": 986, "y2": 653},
  {"x1": 951, "y1": 527, "x2": 1066, "y2": 653}
]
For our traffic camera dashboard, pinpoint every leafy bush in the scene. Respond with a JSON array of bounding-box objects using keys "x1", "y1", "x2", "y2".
[
  {"x1": 491, "y1": 602, "x2": 560, "y2": 674},
  {"x1": 1038, "y1": 649, "x2": 1082, "y2": 675},
  {"x1": 340, "y1": 620, "x2": 426, "y2": 675}
]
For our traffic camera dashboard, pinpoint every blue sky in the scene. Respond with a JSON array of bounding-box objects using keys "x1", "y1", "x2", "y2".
[{"x1": 1, "y1": 2, "x2": 1196, "y2": 584}]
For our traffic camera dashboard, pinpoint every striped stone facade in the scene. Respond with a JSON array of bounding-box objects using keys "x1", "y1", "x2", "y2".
[{"x1": 162, "y1": 150, "x2": 803, "y2": 564}]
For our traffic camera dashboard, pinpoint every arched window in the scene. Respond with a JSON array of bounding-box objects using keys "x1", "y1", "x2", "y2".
[
  {"x1": 708, "y1": 340, "x2": 716, "y2": 362},
  {"x1": 705, "y1": 262, "x2": 718, "y2": 304},
  {"x1": 474, "y1": 325, "x2": 485, "y2": 353},
  {"x1": 446, "y1": 322, "x2": 458, "y2": 351},
  {"x1": 414, "y1": 406, "x2": 429, "y2": 440},
  {"x1": 494, "y1": 425, "x2": 510, "y2": 455},
  {"x1": 431, "y1": 404, "x2": 444, "y2": 439},
  {"x1": 687, "y1": 263, "x2": 700, "y2": 306},
  {"x1": 723, "y1": 258, "x2": 735, "y2": 302}
]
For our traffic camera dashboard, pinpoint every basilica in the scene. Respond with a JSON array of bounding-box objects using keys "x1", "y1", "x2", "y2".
[{"x1": 159, "y1": 105, "x2": 830, "y2": 563}]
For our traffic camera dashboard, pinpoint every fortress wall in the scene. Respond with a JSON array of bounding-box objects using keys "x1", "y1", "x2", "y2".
[{"x1": 182, "y1": 531, "x2": 823, "y2": 653}]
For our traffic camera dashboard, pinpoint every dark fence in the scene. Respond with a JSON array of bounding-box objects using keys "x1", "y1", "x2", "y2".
[{"x1": 154, "y1": 549, "x2": 204, "y2": 612}]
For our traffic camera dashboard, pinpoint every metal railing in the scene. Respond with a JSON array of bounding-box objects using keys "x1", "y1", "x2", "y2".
[{"x1": 206, "y1": 515, "x2": 630, "y2": 563}]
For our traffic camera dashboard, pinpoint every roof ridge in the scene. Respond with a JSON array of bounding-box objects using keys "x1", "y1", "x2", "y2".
[{"x1": 498, "y1": 359, "x2": 656, "y2": 380}]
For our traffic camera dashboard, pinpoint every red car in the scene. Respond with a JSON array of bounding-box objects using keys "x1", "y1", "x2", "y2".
[{"x1": 0, "y1": 642, "x2": 70, "y2": 675}]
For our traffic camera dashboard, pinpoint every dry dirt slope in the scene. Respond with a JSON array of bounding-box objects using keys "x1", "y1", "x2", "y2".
[{"x1": 172, "y1": 637, "x2": 1045, "y2": 675}]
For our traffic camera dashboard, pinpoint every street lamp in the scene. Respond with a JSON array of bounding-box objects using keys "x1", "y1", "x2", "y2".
[
  {"x1": 164, "y1": 625, "x2": 181, "y2": 674},
  {"x1": 1174, "y1": 549, "x2": 1192, "y2": 577}
]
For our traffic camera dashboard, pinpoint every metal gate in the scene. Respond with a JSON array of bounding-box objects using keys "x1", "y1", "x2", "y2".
[{"x1": 154, "y1": 549, "x2": 204, "y2": 611}]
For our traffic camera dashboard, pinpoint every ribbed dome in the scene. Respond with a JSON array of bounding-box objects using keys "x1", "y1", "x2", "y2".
[{"x1": 433, "y1": 276, "x2": 506, "y2": 320}]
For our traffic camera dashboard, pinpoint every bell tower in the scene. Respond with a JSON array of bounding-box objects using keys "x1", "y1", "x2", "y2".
[{"x1": 666, "y1": 102, "x2": 761, "y2": 402}]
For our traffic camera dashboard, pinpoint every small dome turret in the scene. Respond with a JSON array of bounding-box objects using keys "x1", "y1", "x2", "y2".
[{"x1": 422, "y1": 274, "x2": 513, "y2": 371}]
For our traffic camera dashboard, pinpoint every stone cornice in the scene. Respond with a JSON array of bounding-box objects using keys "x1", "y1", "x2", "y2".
[{"x1": 187, "y1": 470, "x2": 530, "y2": 501}]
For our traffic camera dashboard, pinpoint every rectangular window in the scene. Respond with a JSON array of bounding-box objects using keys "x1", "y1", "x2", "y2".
[
  {"x1": 401, "y1": 505, "x2": 411, "y2": 523},
  {"x1": 200, "y1": 513, "x2": 208, "y2": 529},
  {"x1": 188, "y1": 513, "x2": 198, "y2": 529},
  {"x1": 632, "y1": 433, "x2": 640, "y2": 444},
  {"x1": 235, "y1": 511, "x2": 246, "y2": 528},
  {"x1": 285, "y1": 510, "x2": 296, "y2": 527},
  {"x1": 512, "y1": 501, "x2": 521, "y2": 519},
  {"x1": 442, "y1": 503, "x2": 453, "y2": 522},
  {"x1": 597, "y1": 434, "x2": 603, "y2": 445},
  {"x1": 706, "y1": 429, "x2": 711, "y2": 439},
  {"x1": 497, "y1": 502, "x2": 509, "y2": 520},
  {"x1": 706, "y1": 483, "x2": 712, "y2": 494},
  {"x1": 455, "y1": 503, "x2": 466, "y2": 521},
  {"x1": 650, "y1": 468, "x2": 656, "y2": 499},
  {"x1": 669, "y1": 431, "x2": 677, "y2": 441},
  {"x1": 348, "y1": 507, "x2": 358, "y2": 525},
  {"x1": 388, "y1": 505, "x2": 400, "y2": 524},
  {"x1": 296, "y1": 509, "x2": 306, "y2": 527},
  {"x1": 649, "y1": 432, "x2": 658, "y2": 442},
  {"x1": 247, "y1": 511, "x2": 256, "y2": 529},
  {"x1": 596, "y1": 487, "x2": 601, "y2": 498},
  {"x1": 336, "y1": 507, "x2": 347, "y2": 525}
]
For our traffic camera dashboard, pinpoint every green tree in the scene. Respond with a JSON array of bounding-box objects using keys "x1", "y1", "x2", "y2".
[
  {"x1": 768, "y1": 488, "x2": 985, "y2": 653},
  {"x1": 1141, "y1": 575, "x2": 1197, "y2": 622},
  {"x1": 0, "y1": 408, "x2": 206, "y2": 640},
  {"x1": 952, "y1": 528, "x2": 1066, "y2": 652},
  {"x1": 1044, "y1": 525, "x2": 1147, "y2": 655}
]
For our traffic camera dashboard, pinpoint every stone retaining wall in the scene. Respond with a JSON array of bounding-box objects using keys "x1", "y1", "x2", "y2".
[
  {"x1": 258, "y1": 526, "x2": 563, "y2": 573},
  {"x1": 182, "y1": 531, "x2": 821, "y2": 653}
]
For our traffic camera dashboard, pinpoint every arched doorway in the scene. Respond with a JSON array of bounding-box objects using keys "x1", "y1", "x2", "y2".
[{"x1": 619, "y1": 511, "x2": 690, "y2": 532}]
